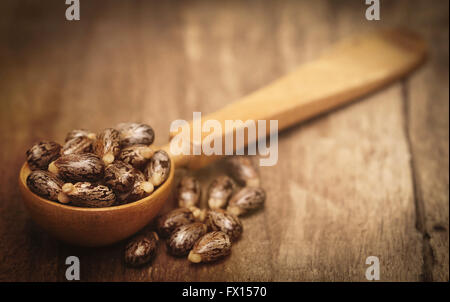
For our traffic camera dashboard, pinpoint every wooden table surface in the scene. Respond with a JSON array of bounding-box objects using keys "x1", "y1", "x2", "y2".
[{"x1": 0, "y1": 0, "x2": 448, "y2": 282}]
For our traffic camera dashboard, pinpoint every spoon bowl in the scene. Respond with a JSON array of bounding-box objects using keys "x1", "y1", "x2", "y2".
[{"x1": 18, "y1": 157, "x2": 175, "y2": 247}]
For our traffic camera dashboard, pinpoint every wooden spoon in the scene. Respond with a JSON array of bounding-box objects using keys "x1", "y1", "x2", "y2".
[{"x1": 18, "y1": 28, "x2": 427, "y2": 246}]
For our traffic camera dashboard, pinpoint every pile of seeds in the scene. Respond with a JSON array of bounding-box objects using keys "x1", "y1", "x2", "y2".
[
  {"x1": 25, "y1": 123, "x2": 171, "y2": 207},
  {"x1": 124, "y1": 156, "x2": 266, "y2": 266}
]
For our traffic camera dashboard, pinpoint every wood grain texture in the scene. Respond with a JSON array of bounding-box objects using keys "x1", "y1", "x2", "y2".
[
  {"x1": 405, "y1": 0, "x2": 449, "y2": 281},
  {"x1": 0, "y1": 0, "x2": 447, "y2": 281}
]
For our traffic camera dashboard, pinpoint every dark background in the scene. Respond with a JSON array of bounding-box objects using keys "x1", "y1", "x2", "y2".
[{"x1": 0, "y1": 0, "x2": 448, "y2": 281}]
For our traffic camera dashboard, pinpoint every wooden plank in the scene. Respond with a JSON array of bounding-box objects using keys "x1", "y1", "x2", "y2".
[
  {"x1": 260, "y1": 0, "x2": 423, "y2": 281},
  {"x1": 406, "y1": 0, "x2": 449, "y2": 282},
  {"x1": 0, "y1": 0, "x2": 65, "y2": 282},
  {"x1": 0, "y1": 0, "x2": 445, "y2": 281}
]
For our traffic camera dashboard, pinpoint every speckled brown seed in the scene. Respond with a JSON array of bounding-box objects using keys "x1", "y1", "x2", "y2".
[
  {"x1": 119, "y1": 144, "x2": 154, "y2": 169},
  {"x1": 104, "y1": 161, "x2": 136, "y2": 193},
  {"x1": 61, "y1": 136, "x2": 94, "y2": 155},
  {"x1": 93, "y1": 128, "x2": 121, "y2": 165},
  {"x1": 48, "y1": 153, "x2": 105, "y2": 182},
  {"x1": 166, "y1": 223, "x2": 207, "y2": 256},
  {"x1": 227, "y1": 187, "x2": 266, "y2": 216},
  {"x1": 227, "y1": 156, "x2": 260, "y2": 187},
  {"x1": 116, "y1": 169, "x2": 154, "y2": 204},
  {"x1": 26, "y1": 141, "x2": 61, "y2": 170},
  {"x1": 60, "y1": 182, "x2": 115, "y2": 208},
  {"x1": 188, "y1": 231, "x2": 232, "y2": 263},
  {"x1": 116, "y1": 122, "x2": 155, "y2": 148},
  {"x1": 145, "y1": 150, "x2": 171, "y2": 186},
  {"x1": 26, "y1": 170, "x2": 64, "y2": 202},
  {"x1": 65, "y1": 129, "x2": 96, "y2": 142},
  {"x1": 176, "y1": 176, "x2": 201, "y2": 208},
  {"x1": 207, "y1": 175, "x2": 235, "y2": 209},
  {"x1": 124, "y1": 231, "x2": 159, "y2": 267},
  {"x1": 206, "y1": 209, "x2": 243, "y2": 241},
  {"x1": 156, "y1": 207, "x2": 196, "y2": 238}
]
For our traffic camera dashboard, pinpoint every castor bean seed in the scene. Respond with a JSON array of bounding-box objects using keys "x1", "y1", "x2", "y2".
[
  {"x1": 117, "y1": 169, "x2": 154, "y2": 204},
  {"x1": 227, "y1": 187, "x2": 266, "y2": 216},
  {"x1": 188, "y1": 231, "x2": 231, "y2": 263},
  {"x1": 167, "y1": 222, "x2": 207, "y2": 256},
  {"x1": 26, "y1": 170, "x2": 64, "y2": 202},
  {"x1": 26, "y1": 141, "x2": 61, "y2": 170},
  {"x1": 104, "y1": 161, "x2": 136, "y2": 193},
  {"x1": 207, "y1": 175, "x2": 235, "y2": 209},
  {"x1": 206, "y1": 209, "x2": 243, "y2": 241},
  {"x1": 119, "y1": 144, "x2": 154, "y2": 169},
  {"x1": 177, "y1": 176, "x2": 201, "y2": 208},
  {"x1": 124, "y1": 231, "x2": 159, "y2": 267},
  {"x1": 145, "y1": 150, "x2": 171, "y2": 186},
  {"x1": 60, "y1": 182, "x2": 115, "y2": 207},
  {"x1": 61, "y1": 136, "x2": 94, "y2": 155},
  {"x1": 48, "y1": 153, "x2": 104, "y2": 182},
  {"x1": 156, "y1": 207, "x2": 196, "y2": 238},
  {"x1": 93, "y1": 128, "x2": 121, "y2": 165},
  {"x1": 116, "y1": 122, "x2": 155, "y2": 148},
  {"x1": 65, "y1": 129, "x2": 96, "y2": 142},
  {"x1": 227, "y1": 156, "x2": 260, "y2": 187}
]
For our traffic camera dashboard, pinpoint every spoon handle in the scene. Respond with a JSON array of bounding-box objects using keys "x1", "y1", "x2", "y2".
[{"x1": 162, "y1": 28, "x2": 427, "y2": 169}]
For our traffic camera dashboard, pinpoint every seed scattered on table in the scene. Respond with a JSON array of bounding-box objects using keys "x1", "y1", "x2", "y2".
[
  {"x1": 176, "y1": 176, "x2": 201, "y2": 208},
  {"x1": 207, "y1": 175, "x2": 235, "y2": 209},
  {"x1": 167, "y1": 222, "x2": 207, "y2": 256},
  {"x1": 188, "y1": 231, "x2": 231, "y2": 263},
  {"x1": 206, "y1": 209, "x2": 243, "y2": 241},
  {"x1": 124, "y1": 231, "x2": 159, "y2": 267},
  {"x1": 156, "y1": 207, "x2": 197, "y2": 238},
  {"x1": 227, "y1": 187, "x2": 266, "y2": 216}
]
